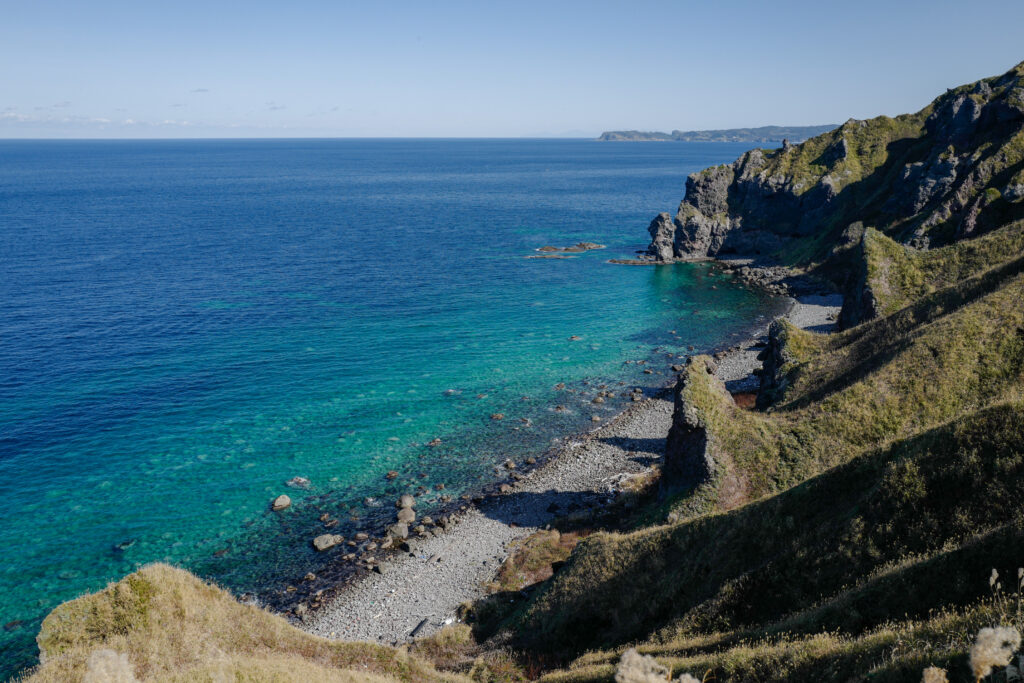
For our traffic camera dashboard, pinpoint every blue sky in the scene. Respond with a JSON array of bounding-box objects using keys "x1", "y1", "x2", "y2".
[{"x1": 3, "y1": 0, "x2": 1023, "y2": 138}]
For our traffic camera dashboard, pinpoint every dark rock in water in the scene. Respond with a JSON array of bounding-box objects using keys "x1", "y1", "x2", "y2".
[
  {"x1": 490, "y1": 413, "x2": 505, "y2": 420},
  {"x1": 303, "y1": 572, "x2": 316, "y2": 582},
  {"x1": 427, "y1": 438, "x2": 442, "y2": 447},
  {"x1": 113, "y1": 539, "x2": 136, "y2": 552},
  {"x1": 547, "y1": 502, "x2": 561, "y2": 513},
  {"x1": 385, "y1": 471, "x2": 399, "y2": 480},
  {"x1": 525, "y1": 456, "x2": 536, "y2": 465},
  {"x1": 503, "y1": 459, "x2": 516, "y2": 469},
  {"x1": 647, "y1": 212, "x2": 677, "y2": 261},
  {"x1": 285, "y1": 477, "x2": 311, "y2": 489},
  {"x1": 568, "y1": 335, "x2": 582, "y2": 341},
  {"x1": 4, "y1": 620, "x2": 23, "y2": 632}
]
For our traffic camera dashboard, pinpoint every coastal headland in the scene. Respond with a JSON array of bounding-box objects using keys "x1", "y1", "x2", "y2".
[{"x1": 21, "y1": 60, "x2": 1024, "y2": 682}]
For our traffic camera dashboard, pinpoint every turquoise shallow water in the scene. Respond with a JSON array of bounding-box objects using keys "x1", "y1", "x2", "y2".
[{"x1": 0, "y1": 138, "x2": 781, "y2": 675}]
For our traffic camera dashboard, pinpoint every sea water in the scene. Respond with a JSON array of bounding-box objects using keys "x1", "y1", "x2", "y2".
[{"x1": 0, "y1": 138, "x2": 782, "y2": 675}]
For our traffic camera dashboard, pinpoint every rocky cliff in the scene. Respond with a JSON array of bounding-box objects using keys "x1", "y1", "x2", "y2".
[{"x1": 646, "y1": 62, "x2": 1024, "y2": 265}]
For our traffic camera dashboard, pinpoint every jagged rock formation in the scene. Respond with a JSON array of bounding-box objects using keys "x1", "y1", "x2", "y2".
[
  {"x1": 645, "y1": 62, "x2": 1024, "y2": 264},
  {"x1": 662, "y1": 357, "x2": 722, "y2": 489}
]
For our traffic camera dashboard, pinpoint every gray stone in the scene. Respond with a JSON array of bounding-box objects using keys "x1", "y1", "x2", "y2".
[
  {"x1": 270, "y1": 494, "x2": 291, "y2": 511},
  {"x1": 312, "y1": 534, "x2": 343, "y2": 552},
  {"x1": 397, "y1": 507, "x2": 416, "y2": 524}
]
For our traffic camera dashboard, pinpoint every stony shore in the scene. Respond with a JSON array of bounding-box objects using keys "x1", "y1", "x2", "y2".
[{"x1": 303, "y1": 293, "x2": 842, "y2": 645}]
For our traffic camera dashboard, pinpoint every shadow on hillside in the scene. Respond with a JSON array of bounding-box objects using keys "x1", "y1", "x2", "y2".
[{"x1": 778, "y1": 253, "x2": 1024, "y2": 412}]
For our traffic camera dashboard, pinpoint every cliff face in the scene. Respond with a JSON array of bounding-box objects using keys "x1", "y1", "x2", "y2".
[{"x1": 647, "y1": 62, "x2": 1024, "y2": 263}]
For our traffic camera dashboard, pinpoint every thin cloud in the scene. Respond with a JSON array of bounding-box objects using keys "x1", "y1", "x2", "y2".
[
  {"x1": 266, "y1": 102, "x2": 286, "y2": 111},
  {"x1": 190, "y1": 88, "x2": 209, "y2": 93}
]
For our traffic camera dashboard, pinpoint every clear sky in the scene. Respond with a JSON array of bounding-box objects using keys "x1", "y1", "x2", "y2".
[{"x1": 3, "y1": 0, "x2": 1023, "y2": 138}]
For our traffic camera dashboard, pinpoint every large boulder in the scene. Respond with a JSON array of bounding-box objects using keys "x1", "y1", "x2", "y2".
[
  {"x1": 270, "y1": 495, "x2": 291, "y2": 511},
  {"x1": 312, "y1": 534, "x2": 343, "y2": 552}
]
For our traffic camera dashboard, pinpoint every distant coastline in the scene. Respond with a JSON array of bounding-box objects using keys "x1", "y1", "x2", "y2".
[{"x1": 597, "y1": 124, "x2": 837, "y2": 143}]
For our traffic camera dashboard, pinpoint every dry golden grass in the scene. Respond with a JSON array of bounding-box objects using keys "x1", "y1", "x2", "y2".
[{"x1": 22, "y1": 563, "x2": 468, "y2": 683}]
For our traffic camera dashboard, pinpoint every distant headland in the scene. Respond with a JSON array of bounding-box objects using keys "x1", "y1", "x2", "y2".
[{"x1": 597, "y1": 124, "x2": 837, "y2": 143}]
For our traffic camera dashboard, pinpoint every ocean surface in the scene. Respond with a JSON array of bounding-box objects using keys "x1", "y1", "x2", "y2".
[{"x1": 0, "y1": 138, "x2": 783, "y2": 676}]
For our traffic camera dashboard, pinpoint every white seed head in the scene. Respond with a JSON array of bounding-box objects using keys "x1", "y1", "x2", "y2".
[
  {"x1": 920, "y1": 666, "x2": 948, "y2": 683},
  {"x1": 615, "y1": 649, "x2": 670, "y2": 683},
  {"x1": 970, "y1": 626, "x2": 1021, "y2": 680}
]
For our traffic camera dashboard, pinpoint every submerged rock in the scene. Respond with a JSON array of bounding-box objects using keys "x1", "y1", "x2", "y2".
[{"x1": 312, "y1": 534, "x2": 343, "y2": 552}]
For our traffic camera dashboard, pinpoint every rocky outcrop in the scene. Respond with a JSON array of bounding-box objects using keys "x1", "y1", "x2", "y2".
[
  {"x1": 662, "y1": 358, "x2": 721, "y2": 489},
  {"x1": 646, "y1": 213, "x2": 676, "y2": 261},
  {"x1": 645, "y1": 62, "x2": 1024, "y2": 264}
]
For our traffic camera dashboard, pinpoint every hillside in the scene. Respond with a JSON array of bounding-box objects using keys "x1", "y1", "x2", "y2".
[{"x1": 597, "y1": 125, "x2": 836, "y2": 143}]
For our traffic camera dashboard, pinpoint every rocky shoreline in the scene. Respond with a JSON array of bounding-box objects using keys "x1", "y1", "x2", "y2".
[{"x1": 298, "y1": 290, "x2": 842, "y2": 646}]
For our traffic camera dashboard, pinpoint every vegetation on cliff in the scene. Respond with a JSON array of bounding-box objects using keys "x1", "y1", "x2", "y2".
[{"x1": 647, "y1": 61, "x2": 1024, "y2": 266}]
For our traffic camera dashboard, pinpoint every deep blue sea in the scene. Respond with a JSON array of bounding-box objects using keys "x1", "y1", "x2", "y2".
[{"x1": 0, "y1": 138, "x2": 782, "y2": 676}]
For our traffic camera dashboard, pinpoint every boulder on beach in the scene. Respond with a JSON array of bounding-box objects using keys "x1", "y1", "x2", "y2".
[
  {"x1": 270, "y1": 495, "x2": 291, "y2": 511},
  {"x1": 397, "y1": 507, "x2": 416, "y2": 524},
  {"x1": 312, "y1": 534, "x2": 343, "y2": 552},
  {"x1": 389, "y1": 522, "x2": 409, "y2": 540},
  {"x1": 397, "y1": 494, "x2": 416, "y2": 509}
]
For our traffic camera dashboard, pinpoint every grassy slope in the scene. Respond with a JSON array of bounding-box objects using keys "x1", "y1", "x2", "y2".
[
  {"x1": 860, "y1": 220, "x2": 1024, "y2": 316},
  {"x1": 498, "y1": 221, "x2": 1024, "y2": 681},
  {"x1": 22, "y1": 564, "x2": 467, "y2": 683}
]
